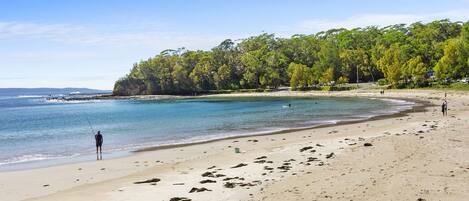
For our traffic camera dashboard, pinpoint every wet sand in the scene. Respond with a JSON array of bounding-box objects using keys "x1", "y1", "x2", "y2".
[{"x1": 1, "y1": 89, "x2": 468, "y2": 201}]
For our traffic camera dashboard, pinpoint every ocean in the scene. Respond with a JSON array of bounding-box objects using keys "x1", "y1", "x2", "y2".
[{"x1": 0, "y1": 89, "x2": 413, "y2": 171}]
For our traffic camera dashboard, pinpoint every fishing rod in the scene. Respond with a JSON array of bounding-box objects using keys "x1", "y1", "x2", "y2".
[{"x1": 85, "y1": 116, "x2": 95, "y2": 135}]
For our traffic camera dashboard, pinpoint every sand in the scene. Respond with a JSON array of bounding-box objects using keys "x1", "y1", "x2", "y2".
[{"x1": 1, "y1": 89, "x2": 468, "y2": 201}]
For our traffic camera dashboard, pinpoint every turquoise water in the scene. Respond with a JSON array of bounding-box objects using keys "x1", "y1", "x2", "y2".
[{"x1": 0, "y1": 92, "x2": 413, "y2": 170}]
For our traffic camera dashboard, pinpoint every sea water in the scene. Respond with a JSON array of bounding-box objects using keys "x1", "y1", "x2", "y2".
[{"x1": 0, "y1": 89, "x2": 413, "y2": 170}]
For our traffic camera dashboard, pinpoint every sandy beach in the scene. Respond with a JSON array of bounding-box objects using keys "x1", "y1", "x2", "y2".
[{"x1": 1, "y1": 89, "x2": 468, "y2": 201}]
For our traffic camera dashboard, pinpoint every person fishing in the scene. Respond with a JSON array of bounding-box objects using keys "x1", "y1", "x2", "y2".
[{"x1": 95, "y1": 130, "x2": 103, "y2": 160}]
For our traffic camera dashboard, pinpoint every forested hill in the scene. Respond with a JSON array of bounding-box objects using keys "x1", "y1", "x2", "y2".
[{"x1": 113, "y1": 19, "x2": 469, "y2": 95}]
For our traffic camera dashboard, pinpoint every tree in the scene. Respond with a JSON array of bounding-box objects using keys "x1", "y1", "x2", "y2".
[
  {"x1": 377, "y1": 44, "x2": 405, "y2": 87},
  {"x1": 288, "y1": 63, "x2": 311, "y2": 90},
  {"x1": 403, "y1": 56, "x2": 427, "y2": 85},
  {"x1": 319, "y1": 67, "x2": 335, "y2": 85},
  {"x1": 312, "y1": 40, "x2": 340, "y2": 84},
  {"x1": 189, "y1": 53, "x2": 215, "y2": 90},
  {"x1": 214, "y1": 64, "x2": 233, "y2": 89},
  {"x1": 113, "y1": 19, "x2": 469, "y2": 95},
  {"x1": 434, "y1": 38, "x2": 469, "y2": 80}
]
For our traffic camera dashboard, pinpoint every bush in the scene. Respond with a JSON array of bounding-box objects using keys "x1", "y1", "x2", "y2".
[
  {"x1": 377, "y1": 79, "x2": 387, "y2": 86},
  {"x1": 320, "y1": 86, "x2": 331, "y2": 91}
]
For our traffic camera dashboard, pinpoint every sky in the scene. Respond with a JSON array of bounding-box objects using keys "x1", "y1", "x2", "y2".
[{"x1": 1, "y1": 0, "x2": 469, "y2": 90}]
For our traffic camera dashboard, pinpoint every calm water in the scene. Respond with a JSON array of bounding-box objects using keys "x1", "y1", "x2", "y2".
[{"x1": 0, "y1": 90, "x2": 413, "y2": 170}]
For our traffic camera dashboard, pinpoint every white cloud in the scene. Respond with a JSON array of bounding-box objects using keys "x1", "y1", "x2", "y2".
[
  {"x1": 301, "y1": 9, "x2": 469, "y2": 32},
  {"x1": 0, "y1": 21, "x2": 83, "y2": 40},
  {"x1": 0, "y1": 21, "x2": 244, "y2": 52}
]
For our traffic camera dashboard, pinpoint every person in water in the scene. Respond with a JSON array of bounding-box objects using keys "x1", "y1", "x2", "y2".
[{"x1": 95, "y1": 131, "x2": 103, "y2": 160}]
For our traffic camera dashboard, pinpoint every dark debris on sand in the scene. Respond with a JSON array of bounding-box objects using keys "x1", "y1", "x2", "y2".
[
  {"x1": 364, "y1": 142, "x2": 373, "y2": 147},
  {"x1": 133, "y1": 178, "x2": 161, "y2": 184},
  {"x1": 189, "y1": 187, "x2": 212, "y2": 193},
  {"x1": 201, "y1": 171, "x2": 225, "y2": 178},
  {"x1": 200, "y1": 179, "x2": 217, "y2": 184},
  {"x1": 300, "y1": 146, "x2": 314, "y2": 152},
  {"x1": 170, "y1": 197, "x2": 191, "y2": 201},
  {"x1": 231, "y1": 163, "x2": 248, "y2": 168},
  {"x1": 223, "y1": 180, "x2": 261, "y2": 188}
]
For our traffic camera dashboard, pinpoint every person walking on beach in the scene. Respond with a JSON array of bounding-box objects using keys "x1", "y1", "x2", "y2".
[
  {"x1": 444, "y1": 100, "x2": 448, "y2": 116},
  {"x1": 441, "y1": 101, "x2": 448, "y2": 116},
  {"x1": 95, "y1": 131, "x2": 103, "y2": 160}
]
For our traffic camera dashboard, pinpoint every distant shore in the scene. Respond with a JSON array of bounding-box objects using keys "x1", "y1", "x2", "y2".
[{"x1": 2, "y1": 89, "x2": 468, "y2": 201}]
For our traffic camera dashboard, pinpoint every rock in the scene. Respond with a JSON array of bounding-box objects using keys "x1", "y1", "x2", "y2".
[
  {"x1": 43, "y1": 184, "x2": 50, "y2": 187},
  {"x1": 325, "y1": 152, "x2": 335, "y2": 159},
  {"x1": 254, "y1": 160, "x2": 266, "y2": 164},
  {"x1": 255, "y1": 156, "x2": 267, "y2": 160},
  {"x1": 200, "y1": 179, "x2": 216, "y2": 184},
  {"x1": 134, "y1": 178, "x2": 161, "y2": 184},
  {"x1": 189, "y1": 187, "x2": 211, "y2": 193},
  {"x1": 207, "y1": 166, "x2": 216, "y2": 170},
  {"x1": 417, "y1": 198, "x2": 426, "y2": 201},
  {"x1": 231, "y1": 163, "x2": 248, "y2": 168},
  {"x1": 364, "y1": 143, "x2": 373, "y2": 147},
  {"x1": 170, "y1": 197, "x2": 191, "y2": 201}
]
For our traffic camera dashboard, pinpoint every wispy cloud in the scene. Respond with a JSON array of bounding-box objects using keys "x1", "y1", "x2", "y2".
[
  {"x1": 0, "y1": 21, "x2": 242, "y2": 52},
  {"x1": 0, "y1": 21, "x2": 83, "y2": 40},
  {"x1": 300, "y1": 9, "x2": 469, "y2": 32}
]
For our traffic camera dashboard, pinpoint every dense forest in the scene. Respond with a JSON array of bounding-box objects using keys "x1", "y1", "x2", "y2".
[{"x1": 113, "y1": 19, "x2": 469, "y2": 95}]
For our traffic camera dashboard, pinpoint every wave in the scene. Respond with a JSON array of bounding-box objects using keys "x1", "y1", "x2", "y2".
[
  {"x1": 16, "y1": 95, "x2": 45, "y2": 98},
  {"x1": 0, "y1": 154, "x2": 72, "y2": 166}
]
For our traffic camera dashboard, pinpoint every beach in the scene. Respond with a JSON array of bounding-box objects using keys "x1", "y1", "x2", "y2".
[{"x1": 1, "y1": 89, "x2": 468, "y2": 201}]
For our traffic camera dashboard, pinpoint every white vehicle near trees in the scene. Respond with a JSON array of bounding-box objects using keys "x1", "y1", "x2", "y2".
[{"x1": 460, "y1": 78, "x2": 469, "y2": 83}]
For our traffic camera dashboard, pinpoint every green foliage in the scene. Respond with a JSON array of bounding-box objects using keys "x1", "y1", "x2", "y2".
[
  {"x1": 377, "y1": 44, "x2": 405, "y2": 87},
  {"x1": 113, "y1": 19, "x2": 469, "y2": 95},
  {"x1": 288, "y1": 62, "x2": 311, "y2": 90},
  {"x1": 434, "y1": 38, "x2": 469, "y2": 80},
  {"x1": 377, "y1": 78, "x2": 388, "y2": 86},
  {"x1": 404, "y1": 56, "x2": 427, "y2": 85}
]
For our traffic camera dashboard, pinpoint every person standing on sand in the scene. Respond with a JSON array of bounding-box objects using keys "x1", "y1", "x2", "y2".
[
  {"x1": 441, "y1": 101, "x2": 448, "y2": 116},
  {"x1": 444, "y1": 100, "x2": 448, "y2": 116},
  {"x1": 95, "y1": 131, "x2": 103, "y2": 160}
]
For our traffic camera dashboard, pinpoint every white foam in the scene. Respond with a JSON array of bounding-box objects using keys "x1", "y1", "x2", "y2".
[{"x1": 0, "y1": 154, "x2": 66, "y2": 166}]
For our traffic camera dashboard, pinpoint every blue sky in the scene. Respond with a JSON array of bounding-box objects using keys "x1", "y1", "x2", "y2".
[{"x1": 1, "y1": 0, "x2": 469, "y2": 89}]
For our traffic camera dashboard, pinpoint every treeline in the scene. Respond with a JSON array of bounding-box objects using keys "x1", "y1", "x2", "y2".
[{"x1": 113, "y1": 19, "x2": 469, "y2": 95}]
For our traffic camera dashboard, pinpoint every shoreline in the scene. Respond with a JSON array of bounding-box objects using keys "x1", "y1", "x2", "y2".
[
  {"x1": 0, "y1": 94, "x2": 421, "y2": 172},
  {"x1": 134, "y1": 96, "x2": 428, "y2": 153},
  {"x1": 1, "y1": 89, "x2": 467, "y2": 201}
]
